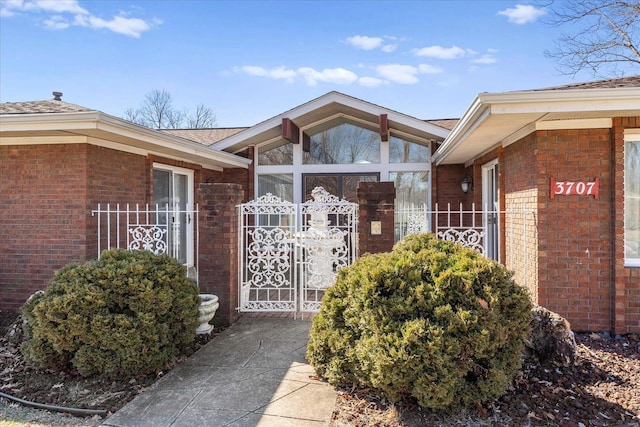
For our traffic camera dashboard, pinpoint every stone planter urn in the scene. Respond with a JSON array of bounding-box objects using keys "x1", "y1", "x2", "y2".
[{"x1": 197, "y1": 294, "x2": 219, "y2": 335}]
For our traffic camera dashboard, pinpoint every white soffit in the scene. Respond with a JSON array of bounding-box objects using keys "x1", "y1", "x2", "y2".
[
  {"x1": 0, "y1": 111, "x2": 251, "y2": 170},
  {"x1": 434, "y1": 87, "x2": 640, "y2": 165}
]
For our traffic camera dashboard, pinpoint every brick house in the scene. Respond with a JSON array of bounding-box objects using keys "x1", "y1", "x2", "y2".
[
  {"x1": 1, "y1": 77, "x2": 639, "y2": 333},
  {"x1": 0, "y1": 98, "x2": 251, "y2": 316},
  {"x1": 432, "y1": 76, "x2": 640, "y2": 334}
]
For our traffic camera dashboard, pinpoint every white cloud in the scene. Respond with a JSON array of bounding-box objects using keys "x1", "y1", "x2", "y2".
[
  {"x1": 43, "y1": 14, "x2": 68, "y2": 29},
  {"x1": 375, "y1": 64, "x2": 420, "y2": 84},
  {"x1": 32, "y1": 0, "x2": 88, "y2": 15},
  {"x1": 298, "y1": 67, "x2": 358, "y2": 86},
  {"x1": 234, "y1": 66, "x2": 297, "y2": 83},
  {"x1": 74, "y1": 14, "x2": 150, "y2": 38},
  {"x1": 0, "y1": 0, "x2": 157, "y2": 37},
  {"x1": 498, "y1": 4, "x2": 546, "y2": 24},
  {"x1": 381, "y1": 44, "x2": 397, "y2": 53},
  {"x1": 346, "y1": 35, "x2": 383, "y2": 50},
  {"x1": 234, "y1": 66, "x2": 358, "y2": 86},
  {"x1": 471, "y1": 54, "x2": 497, "y2": 64},
  {"x1": 413, "y1": 45, "x2": 466, "y2": 59},
  {"x1": 418, "y1": 64, "x2": 443, "y2": 74},
  {"x1": 358, "y1": 76, "x2": 385, "y2": 87}
]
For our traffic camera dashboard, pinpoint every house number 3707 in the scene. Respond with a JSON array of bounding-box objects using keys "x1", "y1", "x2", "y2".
[{"x1": 550, "y1": 177, "x2": 599, "y2": 199}]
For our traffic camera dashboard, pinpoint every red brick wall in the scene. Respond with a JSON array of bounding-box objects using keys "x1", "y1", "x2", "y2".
[
  {"x1": 613, "y1": 117, "x2": 640, "y2": 334},
  {"x1": 0, "y1": 144, "x2": 89, "y2": 309},
  {"x1": 503, "y1": 135, "x2": 539, "y2": 303},
  {"x1": 0, "y1": 144, "x2": 156, "y2": 310},
  {"x1": 357, "y1": 181, "x2": 396, "y2": 255},
  {"x1": 432, "y1": 164, "x2": 467, "y2": 208},
  {"x1": 197, "y1": 183, "x2": 244, "y2": 326},
  {"x1": 535, "y1": 128, "x2": 613, "y2": 332},
  {"x1": 221, "y1": 147, "x2": 253, "y2": 202}
]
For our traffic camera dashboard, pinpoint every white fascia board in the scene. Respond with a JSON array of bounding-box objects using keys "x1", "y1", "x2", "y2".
[
  {"x1": 0, "y1": 111, "x2": 251, "y2": 169},
  {"x1": 433, "y1": 86, "x2": 640, "y2": 165},
  {"x1": 213, "y1": 91, "x2": 449, "y2": 151},
  {"x1": 480, "y1": 87, "x2": 640, "y2": 114},
  {"x1": 432, "y1": 96, "x2": 488, "y2": 165},
  {"x1": 96, "y1": 113, "x2": 251, "y2": 168}
]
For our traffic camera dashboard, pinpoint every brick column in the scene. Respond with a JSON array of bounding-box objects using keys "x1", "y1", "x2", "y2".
[
  {"x1": 197, "y1": 183, "x2": 244, "y2": 326},
  {"x1": 357, "y1": 181, "x2": 396, "y2": 255}
]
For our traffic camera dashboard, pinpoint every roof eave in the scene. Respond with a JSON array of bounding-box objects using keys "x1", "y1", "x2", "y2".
[
  {"x1": 433, "y1": 86, "x2": 640, "y2": 165},
  {"x1": 0, "y1": 111, "x2": 251, "y2": 169},
  {"x1": 212, "y1": 91, "x2": 450, "y2": 152}
]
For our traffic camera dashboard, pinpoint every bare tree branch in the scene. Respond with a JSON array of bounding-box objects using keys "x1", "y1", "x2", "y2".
[
  {"x1": 124, "y1": 90, "x2": 217, "y2": 129},
  {"x1": 539, "y1": 0, "x2": 640, "y2": 77}
]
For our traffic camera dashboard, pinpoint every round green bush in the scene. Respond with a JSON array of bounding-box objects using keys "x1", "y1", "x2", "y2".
[
  {"x1": 21, "y1": 249, "x2": 200, "y2": 378},
  {"x1": 307, "y1": 233, "x2": 532, "y2": 411}
]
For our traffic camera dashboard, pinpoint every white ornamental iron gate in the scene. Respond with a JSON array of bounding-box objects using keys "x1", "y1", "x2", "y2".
[{"x1": 238, "y1": 187, "x2": 358, "y2": 314}]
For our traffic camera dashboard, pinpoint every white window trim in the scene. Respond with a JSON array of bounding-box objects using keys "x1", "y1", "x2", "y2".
[
  {"x1": 624, "y1": 131, "x2": 640, "y2": 267},
  {"x1": 254, "y1": 123, "x2": 432, "y2": 205},
  {"x1": 152, "y1": 163, "x2": 195, "y2": 267}
]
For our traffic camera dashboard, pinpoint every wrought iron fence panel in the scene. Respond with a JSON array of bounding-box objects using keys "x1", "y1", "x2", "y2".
[
  {"x1": 238, "y1": 193, "x2": 298, "y2": 312},
  {"x1": 91, "y1": 203, "x2": 199, "y2": 283}
]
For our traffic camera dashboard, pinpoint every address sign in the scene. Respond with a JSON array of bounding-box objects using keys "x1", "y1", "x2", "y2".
[{"x1": 550, "y1": 177, "x2": 599, "y2": 199}]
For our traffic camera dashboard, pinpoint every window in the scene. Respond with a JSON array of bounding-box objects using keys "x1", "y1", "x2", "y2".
[
  {"x1": 303, "y1": 173, "x2": 378, "y2": 203},
  {"x1": 258, "y1": 141, "x2": 293, "y2": 165},
  {"x1": 258, "y1": 174, "x2": 293, "y2": 202},
  {"x1": 153, "y1": 165, "x2": 194, "y2": 266},
  {"x1": 304, "y1": 123, "x2": 380, "y2": 165},
  {"x1": 625, "y1": 137, "x2": 640, "y2": 266},
  {"x1": 389, "y1": 136, "x2": 430, "y2": 163}
]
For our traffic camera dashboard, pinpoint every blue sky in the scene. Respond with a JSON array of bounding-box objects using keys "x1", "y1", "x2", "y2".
[{"x1": 0, "y1": 0, "x2": 622, "y2": 127}]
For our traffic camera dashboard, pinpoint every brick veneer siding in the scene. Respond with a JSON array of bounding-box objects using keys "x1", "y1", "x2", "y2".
[
  {"x1": 197, "y1": 183, "x2": 244, "y2": 326},
  {"x1": 221, "y1": 147, "x2": 254, "y2": 203},
  {"x1": 0, "y1": 144, "x2": 148, "y2": 310},
  {"x1": 613, "y1": 117, "x2": 640, "y2": 334},
  {"x1": 434, "y1": 120, "x2": 640, "y2": 334},
  {"x1": 503, "y1": 136, "x2": 539, "y2": 303},
  {"x1": 534, "y1": 128, "x2": 614, "y2": 332},
  {"x1": 357, "y1": 181, "x2": 396, "y2": 255}
]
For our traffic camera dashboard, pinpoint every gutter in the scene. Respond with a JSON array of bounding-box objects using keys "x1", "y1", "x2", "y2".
[{"x1": 0, "y1": 111, "x2": 251, "y2": 169}]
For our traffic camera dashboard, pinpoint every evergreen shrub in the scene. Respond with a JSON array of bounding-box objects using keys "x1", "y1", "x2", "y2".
[
  {"x1": 21, "y1": 249, "x2": 200, "y2": 378},
  {"x1": 307, "y1": 233, "x2": 532, "y2": 411}
]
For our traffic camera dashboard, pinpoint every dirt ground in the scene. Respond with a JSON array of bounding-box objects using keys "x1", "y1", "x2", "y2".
[{"x1": 1, "y1": 310, "x2": 639, "y2": 427}]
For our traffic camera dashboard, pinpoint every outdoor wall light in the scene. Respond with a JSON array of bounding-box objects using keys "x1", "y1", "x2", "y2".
[{"x1": 461, "y1": 174, "x2": 473, "y2": 193}]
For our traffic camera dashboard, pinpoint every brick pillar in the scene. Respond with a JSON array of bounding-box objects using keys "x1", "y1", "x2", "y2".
[
  {"x1": 357, "y1": 181, "x2": 396, "y2": 255},
  {"x1": 197, "y1": 183, "x2": 244, "y2": 326}
]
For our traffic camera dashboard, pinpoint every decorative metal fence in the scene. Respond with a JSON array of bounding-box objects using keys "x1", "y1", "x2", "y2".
[
  {"x1": 91, "y1": 203, "x2": 199, "y2": 281},
  {"x1": 238, "y1": 187, "x2": 358, "y2": 314},
  {"x1": 395, "y1": 203, "x2": 537, "y2": 284}
]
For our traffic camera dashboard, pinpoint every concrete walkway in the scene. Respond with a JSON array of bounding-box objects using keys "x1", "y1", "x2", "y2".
[{"x1": 104, "y1": 316, "x2": 336, "y2": 427}]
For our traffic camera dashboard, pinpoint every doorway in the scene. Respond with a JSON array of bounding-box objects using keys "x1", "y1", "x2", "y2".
[
  {"x1": 152, "y1": 165, "x2": 194, "y2": 266},
  {"x1": 482, "y1": 160, "x2": 499, "y2": 261}
]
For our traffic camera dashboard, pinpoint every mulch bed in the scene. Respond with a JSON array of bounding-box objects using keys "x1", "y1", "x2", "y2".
[{"x1": 1, "y1": 310, "x2": 639, "y2": 426}]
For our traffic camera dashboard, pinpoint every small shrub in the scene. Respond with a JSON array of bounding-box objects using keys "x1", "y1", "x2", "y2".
[
  {"x1": 307, "y1": 233, "x2": 532, "y2": 411},
  {"x1": 21, "y1": 249, "x2": 200, "y2": 378}
]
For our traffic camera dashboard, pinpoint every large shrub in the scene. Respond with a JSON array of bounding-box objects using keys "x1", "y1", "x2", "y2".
[
  {"x1": 307, "y1": 233, "x2": 532, "y2": 411},
  {"x1": 21, "y1": 249, "x2": 200, "y2": 378}
]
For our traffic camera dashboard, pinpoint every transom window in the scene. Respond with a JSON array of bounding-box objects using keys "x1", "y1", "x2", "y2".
[{"x1": 304, "y1": 123, "x2": 380, "y2": 165}]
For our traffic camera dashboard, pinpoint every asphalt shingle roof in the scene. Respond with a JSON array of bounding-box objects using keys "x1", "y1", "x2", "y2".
[
  {"x1": 0, "y1": 100, "x2": 93, "y2": 114},
  {"x1": 162, "y1": 128, "x2": 248, "y2": 146},
  {"x1": 532, "y1": 75, "x2": 640, "y2": 91}
]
